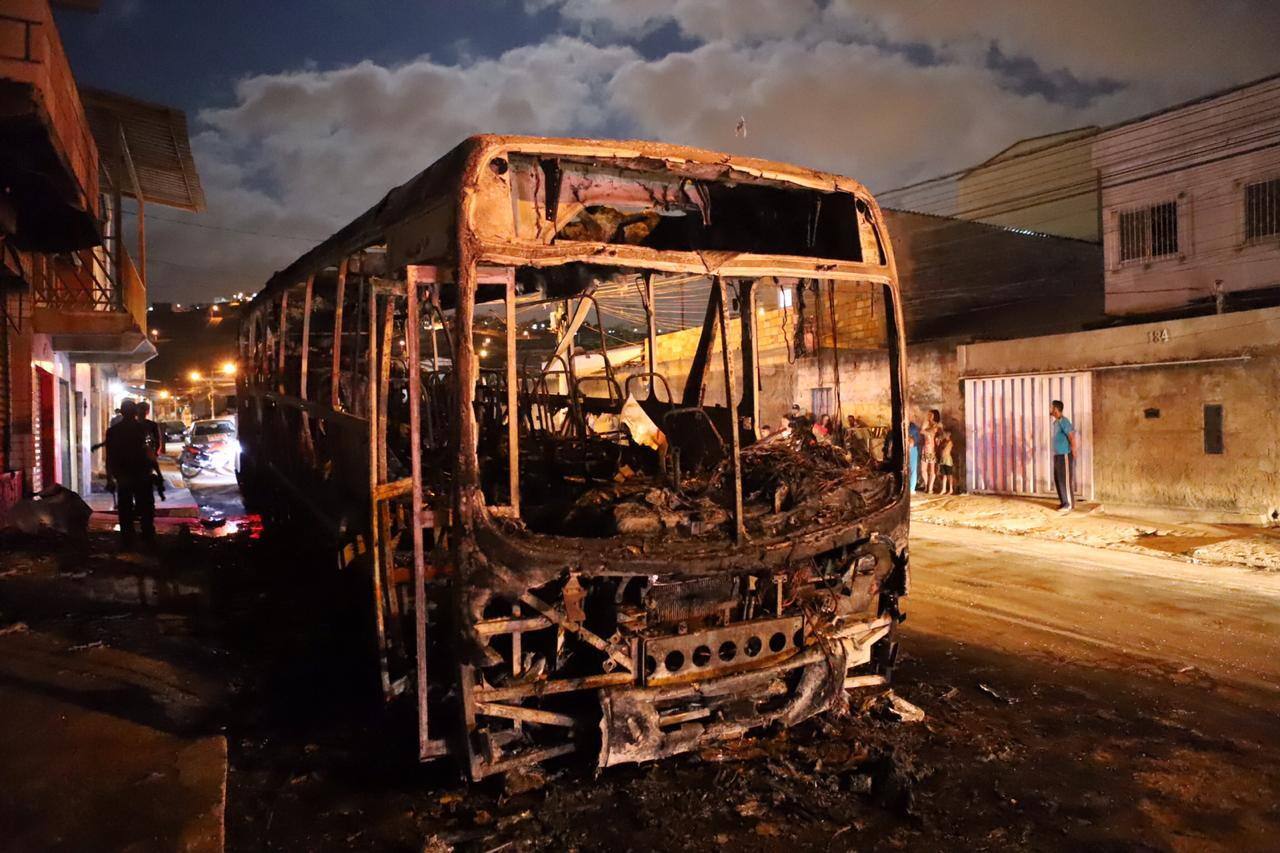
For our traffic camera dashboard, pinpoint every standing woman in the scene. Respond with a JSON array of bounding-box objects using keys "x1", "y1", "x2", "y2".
[{"x1": 921, "y1": 409, "x2": 941, "y2": 493}]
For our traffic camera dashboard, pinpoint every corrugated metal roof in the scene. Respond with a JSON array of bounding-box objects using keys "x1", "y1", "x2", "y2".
[{"x1": 80, "y1": 87, "x2": 205, "y2": 211}]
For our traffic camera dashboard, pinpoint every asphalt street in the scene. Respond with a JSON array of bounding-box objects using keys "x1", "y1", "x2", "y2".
[{"x1": 906, "y1": 521, "x2": 1280, "y2": 706}]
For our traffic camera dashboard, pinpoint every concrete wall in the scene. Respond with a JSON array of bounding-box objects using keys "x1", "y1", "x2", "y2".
[
  {"x1": 1093, "y1": 358, "x2": 1280, "y2": 517},
  {"x1": 959, "y1": 305, "x2": 1280, "y2": 518},
  {"x1": 958, "y1": 305, "x2": 1280, "y2": 375},
  {"x1": 1094, "y1": 77, "x2": 1280, "y2": 316}
]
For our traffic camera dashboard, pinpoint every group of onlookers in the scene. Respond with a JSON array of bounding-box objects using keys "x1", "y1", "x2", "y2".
[
  {"x1": 762, "y1": 408, "x2": 881, "y2": 457},
  {"x1": 904, "y1": 400, "x2": 1078, "y2": 511},
  {"x1": 766, "y1": 399, "x2": 1079, "y2": 508},
  {"x1": 907, "y1": 409, "x2": 955, "y2": 495}
]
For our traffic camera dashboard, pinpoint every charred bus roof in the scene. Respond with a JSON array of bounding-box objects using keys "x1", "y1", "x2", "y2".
[{"x1": 253, "y1": 135, "x2": 896, "y2": 311}]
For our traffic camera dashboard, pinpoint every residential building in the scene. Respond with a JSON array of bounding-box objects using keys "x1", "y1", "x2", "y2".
[
  {"x1": 1095, "y1": 75, "x2": 1280, "y2": 316},
  {"x1": 957, "y1": 308, "x2": 1279, "y2": 521},
  {"x1": 879, "y1": 126, "x2": 1101, "y2": 242},
  {"x1": 0, "y1": 0, "x2": 203, "y2": 515},
  {"x1": 950, "y1": 74, "x2": 1280, "y2": 519}
]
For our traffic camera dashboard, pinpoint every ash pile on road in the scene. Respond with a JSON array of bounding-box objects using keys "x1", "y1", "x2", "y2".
[{"x1": 404, "y1": 694, "x2": 934, "y2": 853}]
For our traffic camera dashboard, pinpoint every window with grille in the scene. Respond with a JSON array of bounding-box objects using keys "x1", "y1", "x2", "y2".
[
  {"x1": 1244, "y1": 178, "x2": 1280, "y2": 241},
  {"x1": 810, "y1": 387, "x2": 833, "y2": 417},
  {"x1": 1118, "y1": 200, "x2": 1179, "y2": 263}
]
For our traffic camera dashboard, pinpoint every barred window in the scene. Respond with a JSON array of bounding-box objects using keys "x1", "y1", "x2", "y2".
[
  {"x1": 1118, "y1": 201, "x2": 1179, "y2": 263},
  {"x1": 810, "y1": 387, "x2": 833, "y2": 418},
  {"x1": 1244, "y1": 178, "x2": 1280, "y2": 240}
]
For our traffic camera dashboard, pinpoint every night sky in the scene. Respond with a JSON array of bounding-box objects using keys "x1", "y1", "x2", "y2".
[{"x1": 54, "y1": 0, "x2": 1280, "y2": 303}]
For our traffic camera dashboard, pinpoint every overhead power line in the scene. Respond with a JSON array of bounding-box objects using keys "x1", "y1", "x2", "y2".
[{"x1": 124, "y1": 209, "x2": 330, "y2": 244}]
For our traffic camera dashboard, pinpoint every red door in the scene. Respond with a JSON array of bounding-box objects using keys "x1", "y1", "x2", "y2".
[{"x1": 36, "y1": 367, "x2": 55, "y2": 489}]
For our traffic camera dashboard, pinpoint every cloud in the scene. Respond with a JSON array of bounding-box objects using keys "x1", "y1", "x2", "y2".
[
  {"x1": 528, "y1": 0, "x2": 820, "y2": 41},
  {"x1": 605, "y1": 39, "x2": 1121, "y2": 190},
  {"x1": 146, "y1": 3, "x2": 1276, "y2": 303},
  {"x1": 822, "y1": 0, "x2": 1280, "y2": 97},
  {"x1": 149, "y1": 38, "x2": 637, "y2": 302},
  {"x1": 538, "y1": 0, "x2": 1280, "y2": 103}
]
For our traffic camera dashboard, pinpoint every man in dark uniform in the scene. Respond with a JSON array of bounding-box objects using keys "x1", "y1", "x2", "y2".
[
  {"x1": 136, "y1": 400, "x2": 166, "y2": 501},
  {"x1": 104, "y1": 399, "x2": 156, "y2": 547}
]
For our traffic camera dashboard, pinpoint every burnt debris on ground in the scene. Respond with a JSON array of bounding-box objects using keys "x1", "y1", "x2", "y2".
[{"x1": 5, "y1": 528, "x2": 1280, "y2": 852}]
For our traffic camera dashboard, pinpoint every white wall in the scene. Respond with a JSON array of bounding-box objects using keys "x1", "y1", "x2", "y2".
[{"x1": 1095, "y1": 78, "x2": 1280, "y2": 315}]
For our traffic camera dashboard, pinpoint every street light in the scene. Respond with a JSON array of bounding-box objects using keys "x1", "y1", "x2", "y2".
[{"x1": 183, "y1": 360, "x2": 236, "y2": 418}]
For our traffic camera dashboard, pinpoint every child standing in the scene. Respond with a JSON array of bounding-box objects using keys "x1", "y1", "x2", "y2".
[{"x1": 938, "y1": 426, "x2": 955, "y2": 495}]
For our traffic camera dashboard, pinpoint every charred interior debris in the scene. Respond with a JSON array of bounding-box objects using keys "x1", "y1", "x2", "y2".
[{"x1": 236, "y1": 137, "x2": 910, "y2": 780}]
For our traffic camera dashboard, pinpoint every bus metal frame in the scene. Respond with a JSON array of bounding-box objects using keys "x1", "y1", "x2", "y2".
[{"x1": 237, "y1": 136, "x2": 911, "y2": 780}]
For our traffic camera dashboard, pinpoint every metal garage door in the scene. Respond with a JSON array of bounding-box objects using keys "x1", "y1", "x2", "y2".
[{"x1": 963, "y1": 372, "x2": 1093, "y2": 499}]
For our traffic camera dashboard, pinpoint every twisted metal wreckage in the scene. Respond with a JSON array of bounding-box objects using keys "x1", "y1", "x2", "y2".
[{"x1": 236, "y1": 136, "x2": 911, "y2": 780}]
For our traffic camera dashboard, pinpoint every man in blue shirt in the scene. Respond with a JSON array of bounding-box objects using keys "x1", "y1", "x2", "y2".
[{"x1": 1050, "y1": 400, "x2": 1077, "y2": 512}]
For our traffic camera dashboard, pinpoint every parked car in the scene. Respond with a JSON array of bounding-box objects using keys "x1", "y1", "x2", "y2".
[
  {"x1": 180, "y1": 418, "x2": 239, "y2": 478},
  {"x1": 161, "y1": 419, "x2": 188, "y2": 444}
]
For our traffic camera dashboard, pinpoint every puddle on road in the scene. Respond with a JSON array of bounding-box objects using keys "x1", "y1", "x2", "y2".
[
  {"x1": 191, "y1": 514, "x2": 263, "y2": 539},
  {"x1": 1135, "y1": 533, "x2": 1232, "y2": 555}
]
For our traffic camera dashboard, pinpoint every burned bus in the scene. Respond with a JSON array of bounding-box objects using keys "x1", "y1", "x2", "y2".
[{"x1": 236, "y1": 135, "x2": 909, "y2": 779}]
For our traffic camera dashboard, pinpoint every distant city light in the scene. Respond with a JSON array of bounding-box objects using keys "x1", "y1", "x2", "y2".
[
  {"x1": 158, "y1": 389, "x2": 171, "y2": 400},
  {"x1": 188, "y1": 370, "x2": 203, "y2": 382},
  {"x1": 221, "y1": 361, "x2": 237, "y2": 376}
]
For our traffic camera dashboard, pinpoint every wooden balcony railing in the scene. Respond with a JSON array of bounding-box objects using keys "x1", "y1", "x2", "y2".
[
  {"x1": 119, "y1": 244, "x2": 147, "y2": 331},
  {"x1": 32, "y1": 238, "x2": 146, "y2": 330}
]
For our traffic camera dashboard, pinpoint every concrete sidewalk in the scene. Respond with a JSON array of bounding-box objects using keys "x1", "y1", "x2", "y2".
[
  {"x1": 86, "y1": 459, "x2": 200, "y2": 518},
  {"x1": 912, "y1": 493, "x2": 1280, "y2": 571}
]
